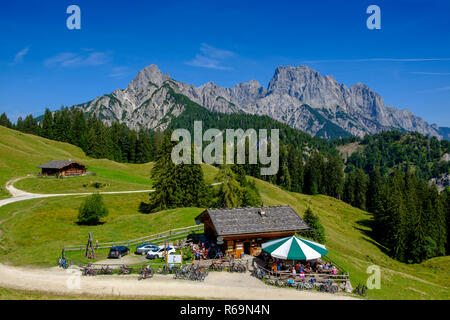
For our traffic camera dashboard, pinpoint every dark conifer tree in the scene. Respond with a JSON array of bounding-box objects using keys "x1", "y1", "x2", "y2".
[
  {"x1": 303, "y1": 207, "x2": 326, "y2": 244},
  {"x1": 0, "y1": 113, "x2": 12, "y2": 128},
  {"x1": 325, "y1": 154, "x2": 344, "y2": 199},
  {"x1": 41, "y1": 108, "x2": 53, "y2": 139}
]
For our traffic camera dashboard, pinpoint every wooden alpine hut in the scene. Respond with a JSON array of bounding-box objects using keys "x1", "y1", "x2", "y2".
[
  {"x1": 37, "y1": 160, "x2": 87, "y2": 177},
  {"x1": 195, "y1": 205, "x2": 309, "y2": 258}
]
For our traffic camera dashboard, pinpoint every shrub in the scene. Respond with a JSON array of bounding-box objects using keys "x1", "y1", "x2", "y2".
[{"x1": 77, "y1": 193, "x2": 109, "y2": 225}]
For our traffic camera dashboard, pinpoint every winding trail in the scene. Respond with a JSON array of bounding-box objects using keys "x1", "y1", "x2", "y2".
[
  {"x1": 0, "y1": 176, "x2": 155, "y2": 209},
  {"x1": 0, "y1": 264, "x2": 356, "y2": 300},
  {"x1": 0, "y1": 177, "x2": 355, "y2": 300}
]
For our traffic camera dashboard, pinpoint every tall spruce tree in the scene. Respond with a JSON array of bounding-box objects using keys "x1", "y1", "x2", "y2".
[
  {"x1": 41, "y1": 108, "x2": 53, "y2": 139},
  {"x1": 325, "y1": 154, "x2": 344, "y2": 199},
  {"x1": 215, "y1": 165, "x2": 243, "y2": 208},
  {"x1": 0, "y1": 113, "x2": 12, "y2": 128},
  {"x1": 303, "y1": 207, "x2": 326, "y2": 244}
]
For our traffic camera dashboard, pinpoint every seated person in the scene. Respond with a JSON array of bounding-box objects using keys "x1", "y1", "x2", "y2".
[
  {"x1": 295, "y1": 263, "x2": 300, "y2": 273},
  {"x1": 272, "y1": 263, "x2": 278, "y2": 274},
  {"x1": 304, "y1": 263, "x2": 312, "y2": 273},
  {"x1": 317, "y1": 263, "x2": 324, "y2": 272}
]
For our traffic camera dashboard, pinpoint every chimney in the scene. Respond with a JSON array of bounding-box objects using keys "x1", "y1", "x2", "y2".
[{"x1": 259, "y1": 202, "x2": 266, "y2": 217}]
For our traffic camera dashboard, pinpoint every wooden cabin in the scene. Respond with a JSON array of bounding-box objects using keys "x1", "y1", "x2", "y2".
[
  {"x1": 38, "y1": 160, "x2": 87, "y2": 177},
  {"x1": 195, "y1": 205, "x2": 309, "y2": 258}
]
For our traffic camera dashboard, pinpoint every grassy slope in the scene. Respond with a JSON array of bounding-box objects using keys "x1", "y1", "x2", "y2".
[
  {"x1": 0, "y1": 126, "x2": 153, "y2": 197},
  {"x1": 0, "y1": 126, "x2": 448, "y2": 299},
  {"x1": 0, "y1": 194, "x2": 202, "y2": 266},
  {"x1": 253, "y1": 177, "x2": 449, "y2": 300}
]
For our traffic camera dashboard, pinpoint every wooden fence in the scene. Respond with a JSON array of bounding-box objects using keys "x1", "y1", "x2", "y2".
[{"x1": 63, "y1": 224, "x2": 204, "y2": 252}]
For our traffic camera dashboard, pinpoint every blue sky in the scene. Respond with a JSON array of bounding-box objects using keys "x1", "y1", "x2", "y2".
[{"x1": 1, "y1": 0, "x2": 450, "y2": 127}]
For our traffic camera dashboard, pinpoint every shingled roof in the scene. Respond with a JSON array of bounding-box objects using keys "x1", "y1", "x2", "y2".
[
  {"x1": 37, "y1": 160, "x2": 85, "y2": 169},
  {"x1": 196, "y1": 205, "x2": 309, "y2": 236}
]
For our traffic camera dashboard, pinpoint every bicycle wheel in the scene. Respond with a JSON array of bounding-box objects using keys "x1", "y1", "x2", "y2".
[{"x1": 330, "y1": 284, "x2": 338, "y2": 294}]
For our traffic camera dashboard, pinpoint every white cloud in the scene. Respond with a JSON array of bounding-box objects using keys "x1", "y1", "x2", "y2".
[
  {"x1": 199, "y1": 43, "x2": 234, "y2": 59},
  {"x1": 410, "y1": 72, "x2": 450, "y2": 75},
  {"x1": 12, "y1": 46, "x2": 30, "y2": 64},
  {"x1": 109, "y1": 66, "x2": 129, "y2": 79},
  {"x1": 301, "y1": 58, "x2": 450, "y2": 64},
  {"x1": 418, "y1": 86, "x2": 450, "y2": 93},
  {"x1": 185, "y1": 43, "x2": 235, "y2": 70},
  {"x1": 44, "y1": 51, "x2": 111, "y2": 68}
]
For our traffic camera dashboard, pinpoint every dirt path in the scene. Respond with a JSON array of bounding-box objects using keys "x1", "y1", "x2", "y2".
[
  {"x1": 0, "y1": 176, "x2": 154, "y2": 209},
  {"x1": 0, "y1": 264, "x2": 356, "y2": 300},
  {"x1": 0, "y1": 177, "x2": 356, "y2": 300}
]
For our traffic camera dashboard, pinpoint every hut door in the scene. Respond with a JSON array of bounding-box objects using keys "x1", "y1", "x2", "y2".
[
  {"x1": 235, "y1": 242, "x2": 244, "y2": 258},
  {"x1": 244, "y1": 242, "x2": 250, "y2": 255}
]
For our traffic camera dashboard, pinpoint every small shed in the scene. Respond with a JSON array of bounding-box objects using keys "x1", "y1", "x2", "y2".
[
  {"x1": 38, "y1": 160, "x2": 87, "y2": 177},
  {"x1": 195, "y1": 205, "x2": 309, "y2": 258}
]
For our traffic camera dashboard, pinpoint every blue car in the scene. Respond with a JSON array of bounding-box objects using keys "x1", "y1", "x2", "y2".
[
  {"x1": 135, "y1": 243, "x2": 159, "y2": 255},
  {"x1": 108, "y1": 245, "x2": 130, "y2": 259}
]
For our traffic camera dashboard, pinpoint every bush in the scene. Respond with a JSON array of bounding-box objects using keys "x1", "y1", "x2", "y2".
[{"x1": 77, "y1": 193, "x2": 109, "y2": 225}]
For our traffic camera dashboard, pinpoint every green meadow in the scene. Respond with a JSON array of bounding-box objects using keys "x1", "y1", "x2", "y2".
[{"x1": 0, "y1": 126, "x2": 449, "y2": 299}]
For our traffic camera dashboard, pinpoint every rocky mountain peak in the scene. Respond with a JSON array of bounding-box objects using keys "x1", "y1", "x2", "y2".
[
  {"x1": 127, "y1": 64, "x2": 170, "y2": 92},
  {"x1": 75, "y1": 63, "x2": 444, "y2": 140}
]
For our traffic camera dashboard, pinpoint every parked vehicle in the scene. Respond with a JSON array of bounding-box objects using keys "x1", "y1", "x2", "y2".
[
  {"x1": 135, "y1": 243, "x2": 159, "y2": 255},
  {"x1": 146, "y1": 246, "x2": 175, "y2": 259},
  {"x1": 108, "y1": 245, "x2": 130, "y2": 259}
]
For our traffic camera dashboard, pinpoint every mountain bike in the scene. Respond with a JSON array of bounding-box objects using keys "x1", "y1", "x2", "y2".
[
  {"x1": 318, "y1": 280, "x2": 339, "y2": 294},
  {"x1": 99, "y1": 265, "x2": 113, "y2": 275},
  {"x1": 82, "y1": 265, "x2": 96, "y2": 276},
  {"x1": 353, "y1": 283, "x2": 368, "y2": 296},
  {"x1": 297, "y1": 279, "x2": 314, "y2": 290},
  {"x1": 57, "y1": 257, "x2": 70, "y2": 269},
  {"x1": 118, "y1": 264, "x2": 133, "y2": 275},
  {"x1": 138, "y1": 266, "x2": 153, "y2": 280}
]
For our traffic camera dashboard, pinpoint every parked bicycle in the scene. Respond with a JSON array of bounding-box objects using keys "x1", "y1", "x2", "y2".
[
  {"x1": 57, "y1": 257, "x2": 70, "y2": 269},
  {"x1": 228, "y1": 260, "x2": 246, "y2": 273},
  {"x1": 99, "y1": 265, "x2": 113, "y2": 275},
  {"x1": 118, "y1": 264, "x2": 133, "y2": 275},
  {"x1": 82, "y1": 264, "x2": 96, "y2": 276},
  {"x1": 353, "y1": 283, "x2": 368, "y2": 296},
  {"x1": 138, "y1": 265, "x2": 153, "y2": 280},
  {"x1": 174, "y1": 264, "x2": 207, "y2": 281},
  {"x1": 296, "y1": 279, "x2": 314, "y2": 290},
  {"x1": 318, "y1": 280, "x2": 339, "y2": 294},
  {"x1": 251, "y1": 267, "x2": 268, "y2": 280},
  {"x1": 209, "y1": 260, "x2": 225, "y2": 272},
  {"x1": 161, "y1": 264, "x2": 177, "y2": 275}
]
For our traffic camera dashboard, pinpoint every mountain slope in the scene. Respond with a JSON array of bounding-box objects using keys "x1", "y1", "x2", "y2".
[
  {"x1": 0, "y1": 126, "x2": 448, "y2": 299},
  {"x1": 76, "y1": 64, "x2": 442, "y2": 140},
  {"x1": 0, "y1": 126, "x2": 153, "y2": 199}
]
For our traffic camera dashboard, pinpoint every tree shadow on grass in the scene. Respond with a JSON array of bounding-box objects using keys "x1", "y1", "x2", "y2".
[
  {"x1": 75, "y1": 221, "x2": 106, "y2": 226},
  {"x1": 355, "y1": 219, "x2": 390, "y2": 256}
]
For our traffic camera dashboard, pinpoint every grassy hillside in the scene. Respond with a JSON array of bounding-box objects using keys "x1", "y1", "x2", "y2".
[
  {"x1": 0, "y1": 126, "x2": 154, "y2": 198},
  {"x1": 0, "y1": 126, "x2": 449, "y2": 299}
]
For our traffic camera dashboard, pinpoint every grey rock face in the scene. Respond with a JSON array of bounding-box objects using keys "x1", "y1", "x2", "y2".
[{"x1": 75, "y1": 64, "x2": 442, "y2": 139}]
